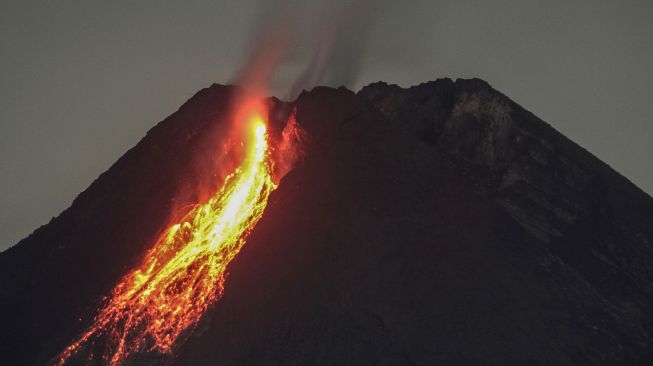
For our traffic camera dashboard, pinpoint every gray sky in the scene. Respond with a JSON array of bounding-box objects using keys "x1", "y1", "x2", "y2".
[{"x1": 1, "y1": 0, "x2": 652, "y2": 251}]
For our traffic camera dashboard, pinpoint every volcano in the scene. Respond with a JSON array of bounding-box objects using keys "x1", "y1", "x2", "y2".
[{"x1": 1, "y1": 78, "x2": 653, "y2": 365}]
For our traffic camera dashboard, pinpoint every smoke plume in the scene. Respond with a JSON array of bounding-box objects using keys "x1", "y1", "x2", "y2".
[{"x1": 234, "y1": 0, "x2": 388, "y2": 100}]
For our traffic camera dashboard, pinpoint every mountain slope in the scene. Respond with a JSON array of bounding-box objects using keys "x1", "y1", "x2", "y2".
[
  {"x1": 176, "y1": 80, "x2": 653, "y2": 365},
  {"x1": 0, "y1": 84, "x2": 244, "y2": 364}
]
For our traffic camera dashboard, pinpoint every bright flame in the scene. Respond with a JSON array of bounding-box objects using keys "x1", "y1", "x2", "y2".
[{"x1": 55, "y1": 112, "x2": 276, "y2": 365}]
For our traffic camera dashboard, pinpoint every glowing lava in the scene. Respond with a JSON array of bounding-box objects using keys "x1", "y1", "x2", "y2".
[{"x1": 55, "y1": 111, "x2": 277, "y2": 365}]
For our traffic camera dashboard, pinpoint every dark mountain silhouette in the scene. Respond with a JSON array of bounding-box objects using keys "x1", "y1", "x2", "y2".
[{"x1": 1, "y1": 78, "x2": 652, "y2": 365}]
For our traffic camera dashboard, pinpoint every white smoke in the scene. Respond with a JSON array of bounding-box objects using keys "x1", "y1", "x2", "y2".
[{"x1": 235, "y1": 0, "x2": 390, "y2": 100}]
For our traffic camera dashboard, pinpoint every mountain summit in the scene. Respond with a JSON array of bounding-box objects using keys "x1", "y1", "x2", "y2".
[{"x1": 2, "y1": 78, "x2": 652, "y2": 365}]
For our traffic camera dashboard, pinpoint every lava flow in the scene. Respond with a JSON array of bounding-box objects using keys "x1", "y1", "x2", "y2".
[{"x1": 55, "y1": 105, "x2": 279, "y2": 365}]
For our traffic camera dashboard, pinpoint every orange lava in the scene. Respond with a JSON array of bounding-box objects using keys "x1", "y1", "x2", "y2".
[{"x1": 55, "y1": 107, "x2": 277, "y2": 365}]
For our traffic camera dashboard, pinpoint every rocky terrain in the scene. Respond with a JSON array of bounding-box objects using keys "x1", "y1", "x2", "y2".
[{"x1": 1, "y1": 78, "x2": 652, "y2": 365}]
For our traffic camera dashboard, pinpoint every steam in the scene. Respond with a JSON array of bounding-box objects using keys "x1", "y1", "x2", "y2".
[
  {"x1": 233, "y1": 2, "x2": 295, "y2": 97},
  {"x1": 288, "y1": 0, "x2": 380, "y2": 99},
  {"x1": 234, "y1": 0, "x2": 388, "y2": 100}
]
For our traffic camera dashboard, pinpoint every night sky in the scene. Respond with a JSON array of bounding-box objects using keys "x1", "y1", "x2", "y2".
[{"x1": 1, "y1": 0, "x2": 652, "y2": 251}]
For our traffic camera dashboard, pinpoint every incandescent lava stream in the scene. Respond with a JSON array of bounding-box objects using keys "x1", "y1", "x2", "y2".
[{"x1": 55, "y1": 103, "x2": 284, "y2": 366}]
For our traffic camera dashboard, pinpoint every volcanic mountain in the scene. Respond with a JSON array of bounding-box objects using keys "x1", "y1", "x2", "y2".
[{"x1": 1, "y1": 78, "x2": 653, "y2": 365}]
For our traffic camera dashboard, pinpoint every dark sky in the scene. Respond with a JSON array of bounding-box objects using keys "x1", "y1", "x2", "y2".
[{"x1": 1, "y1": 0, "x2": 652, "y2": 251}]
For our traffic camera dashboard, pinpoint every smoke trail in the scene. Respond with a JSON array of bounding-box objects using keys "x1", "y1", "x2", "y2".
[
  {"x1": 236, "y1": 0, "x2": 389, "y2": 100},
  {"x1": 232, "y1": 1, "x2": 296, "y2": 97},
  {"x1": 288, "y1": 0, "x2": 380, "y2": 99}
]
